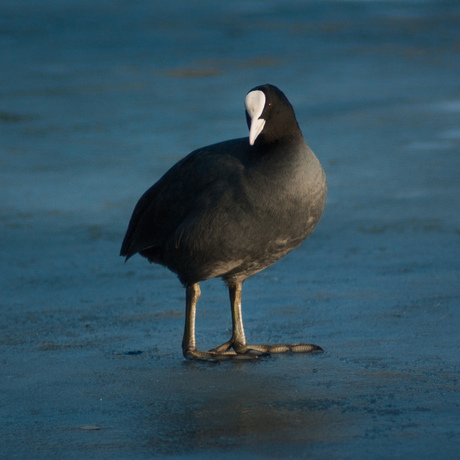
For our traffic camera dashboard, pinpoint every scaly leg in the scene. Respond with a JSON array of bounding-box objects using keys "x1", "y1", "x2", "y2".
[
  {"x1": 210, "y1": 281, "x2": 323, "y2": 356},
  {"x1": 182, "y1": 282, "x2": 322, "y2": 362},
  {"x1": 181, "y1": 283, "x2": 246, "y2": 361},
  {"x1": 182, "y1": 282, "x2": 260, "y2": 361},
  {"x1": 181, "y1": 283, "x2": 201, "y2": 358}
]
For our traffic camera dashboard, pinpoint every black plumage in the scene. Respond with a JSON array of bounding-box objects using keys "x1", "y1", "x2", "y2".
[{"x1": 121, "y1": 84, "x2": 327, "y2": 360}]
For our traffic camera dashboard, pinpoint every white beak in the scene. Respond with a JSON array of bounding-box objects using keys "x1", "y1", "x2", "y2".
[{"x1": 245, "y1": 90, "x2": 266, "y2": 145}]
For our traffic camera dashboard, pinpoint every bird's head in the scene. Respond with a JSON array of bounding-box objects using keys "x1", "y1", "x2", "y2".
[{"x1": 245, "y1": 84, "x2": 301, "y2": 146}]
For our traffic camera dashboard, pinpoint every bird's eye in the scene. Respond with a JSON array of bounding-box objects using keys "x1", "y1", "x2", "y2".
[{"x1": 268, "y1": 102, "x2": 273, "y2": 108}]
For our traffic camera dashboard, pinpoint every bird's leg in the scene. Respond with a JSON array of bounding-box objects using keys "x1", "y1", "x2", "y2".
[
  {"x1": 182, "y1": 283, "x2": 245, "y2": 361},
  {"x1": 182, "y1": 283, "x2": 200, "y2": 358},
  {"x1": 183, "y1": 282, "x2": 322, "y2": 362},
  {"x1": 211, "y1": 281, "x2": 323, "y2": 356},
  {"x1": 210, "y1": 282, "x2": 266, "y2": 357},
  {"x1": 210, "y1": 281, "x2": 249, "y2": 354}
]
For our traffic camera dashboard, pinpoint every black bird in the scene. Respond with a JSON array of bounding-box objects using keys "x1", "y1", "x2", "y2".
[{"x1": 120, "y1": 84, "x2": 327, "y2": 361}]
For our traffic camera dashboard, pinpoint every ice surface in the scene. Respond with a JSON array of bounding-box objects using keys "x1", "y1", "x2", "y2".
[{"x1": 1, "y1": 1, "x2": 459, "y2": 459}]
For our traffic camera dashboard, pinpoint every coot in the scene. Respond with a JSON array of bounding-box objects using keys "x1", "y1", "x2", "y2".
[{"x1": 121, "y1": 84, "x2": 327, "y2": 361}]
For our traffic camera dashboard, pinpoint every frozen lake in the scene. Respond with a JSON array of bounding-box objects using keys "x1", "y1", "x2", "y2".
[{"x1": 1, "y1": 1, "x2": 459, "y2": 458}]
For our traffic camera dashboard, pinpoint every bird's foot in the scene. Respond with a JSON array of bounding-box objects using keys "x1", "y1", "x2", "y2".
[
  {"x1": 209, "y1": 340, "x2": 323, "y2": 358},
  {"x1": 183, "y1": 341, "x2": 322, "y2": 362},
  {"x1": 183, "y1": 345, "x2": 267, "y2": 362}
]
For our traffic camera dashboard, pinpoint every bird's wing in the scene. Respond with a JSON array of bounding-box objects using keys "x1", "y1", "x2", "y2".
[{"x1": 120, "y1": 139, "x2": 248, "y2": 260}]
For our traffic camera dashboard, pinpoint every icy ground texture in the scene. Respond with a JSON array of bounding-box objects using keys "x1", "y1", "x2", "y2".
[{"x1": 1, "y1": 1, "x2": 459, "y2": 459}]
